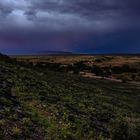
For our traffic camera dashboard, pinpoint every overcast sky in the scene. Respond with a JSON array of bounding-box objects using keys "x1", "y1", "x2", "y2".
[{"x1": 0, "y1": 0, "x2": 140, "y2": 54}]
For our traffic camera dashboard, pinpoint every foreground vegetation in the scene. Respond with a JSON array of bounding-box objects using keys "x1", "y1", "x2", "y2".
[{"x1": 0, "y1": 55, "x2": 140, "y2": 139}]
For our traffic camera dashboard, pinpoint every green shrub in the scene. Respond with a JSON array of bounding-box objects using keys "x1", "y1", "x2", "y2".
[
  {"x1": 11, "y1": 127, "x2": 21, "y2": 137},
  {"x1": 91, "y1": 65, "x2": 103, "y2": 76},
  {"x1": 111, "y1": 118, "x2": 129, "y2": 140}
]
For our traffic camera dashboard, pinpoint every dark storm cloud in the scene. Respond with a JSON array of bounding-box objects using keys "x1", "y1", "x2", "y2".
[
  {"x1": 1, "y1": 0, "x2": 140, "y2": 31},
  {"x1": 26, "y1": 0, "x2": 140, "y2": 29},
  {"x1": 0, "y1": 0, "x2": 140, "y2": 54}
]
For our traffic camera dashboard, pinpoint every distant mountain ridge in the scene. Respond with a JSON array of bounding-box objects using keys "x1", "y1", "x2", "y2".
[{"x1": 36, "y1": 51, "x2": 73, "y2": 55}]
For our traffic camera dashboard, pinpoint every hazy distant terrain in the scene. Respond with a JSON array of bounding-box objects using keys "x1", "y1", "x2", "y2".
[
  {"x1": 0, "y1": 54, "x2": 140, "y2": 139},
  {"x1": 15, "y1": 55, "x2": 140, "y2": 82}
]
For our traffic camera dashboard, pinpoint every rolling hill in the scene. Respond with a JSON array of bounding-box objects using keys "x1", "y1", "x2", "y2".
[{"x1": 0, "y1": 55, "x2": 140, "y2": 140}]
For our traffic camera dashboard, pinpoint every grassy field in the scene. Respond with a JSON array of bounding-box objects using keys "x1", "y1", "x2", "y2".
[
  {"x1": 13, "y1": 55, "x2": 140, "y2": 65},
  {"x1": 14, "y1": 55, "x2": 140, "y2": 82},
  {"x1": 0, "y1": 56, "x2": 140, "y2": 139}
]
